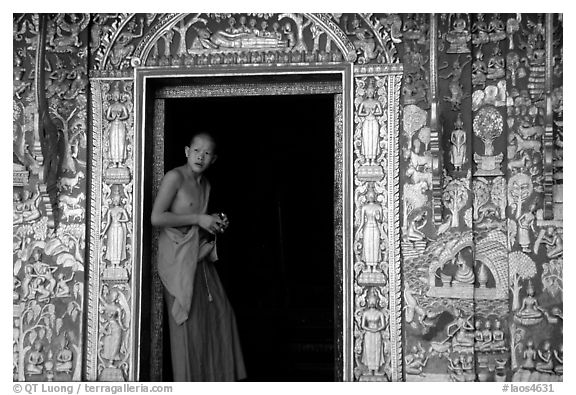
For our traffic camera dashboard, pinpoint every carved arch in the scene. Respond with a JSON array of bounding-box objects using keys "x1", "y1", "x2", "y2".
[{"x1": 96, "y1": 13, "x2": 402, "y2": 70}]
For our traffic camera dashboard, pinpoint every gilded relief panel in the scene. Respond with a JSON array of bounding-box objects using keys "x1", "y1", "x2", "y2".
[
  {"x1": 12, "y1": 12, "x2": 562, "y2": 382},
  {"x1": 13, "y1": 13, "x2": 88, "y2": 382},
  {"x1": 394, "y1": 13, "x2": 562, "y2": 382}
]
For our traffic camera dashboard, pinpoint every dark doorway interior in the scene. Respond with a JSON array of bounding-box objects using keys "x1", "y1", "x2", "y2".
[{"x1": 162, "y1": 94, "x2": 336, "y2": 381}]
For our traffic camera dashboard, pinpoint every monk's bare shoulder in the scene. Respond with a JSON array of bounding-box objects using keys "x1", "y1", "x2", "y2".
[{"x1": 161, "y1": 167, "x2": 186, "y2": 188}]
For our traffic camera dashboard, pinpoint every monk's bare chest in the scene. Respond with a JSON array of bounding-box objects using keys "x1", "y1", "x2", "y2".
[{"x1": 170, "y1": 180, "x2": 204, "y2": 214}]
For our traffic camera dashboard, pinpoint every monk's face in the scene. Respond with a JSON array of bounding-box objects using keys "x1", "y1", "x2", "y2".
[{"x1": 185, "y1": 135, "x2": 217, "y2": 174}]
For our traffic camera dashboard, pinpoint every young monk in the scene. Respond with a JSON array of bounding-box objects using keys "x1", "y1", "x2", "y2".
[{"x1": 151, "y1": 132, "x2": 246, "y2": 381}]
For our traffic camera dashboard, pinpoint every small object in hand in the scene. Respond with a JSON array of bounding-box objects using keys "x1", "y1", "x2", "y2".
[{"x1": 218, "y1": 212, "x2": 227, "y2": 220}]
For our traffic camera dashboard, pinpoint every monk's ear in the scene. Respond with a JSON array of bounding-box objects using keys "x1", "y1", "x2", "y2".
[
  {"x1": 210, "y1": 154, "x2": 218, "y2": 165},
  {"x1": 184, "y1": 146, "x2": 190, "y2": 157}
]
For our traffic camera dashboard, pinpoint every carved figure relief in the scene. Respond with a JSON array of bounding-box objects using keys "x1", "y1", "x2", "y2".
[
  {"x1": 101, "y1": 186, "x2": 129, "y2": 281},
  {"x1": 354, "y1": 287, "x2": 389, "y2": 381},
  {"x1": 440, "y1": 55, "x2": 471, "y2": 111},
  {"x1": 360, "y1": 289, "x2": 387, "y2": 375},
  {"x1": 444, "y1": 14, "x2": 471, "y2": 54},
  {"x1": 105, "y1": 86, "x2": 130, "y2": 168},
  {"x1": 98, "y1": 285, "x2": 130, "y2": 380},
  {"x1": 343, "y1": 16, "x2": 377, "y2": 63},
  {"x1": 110, "y1": 18, "x2": 144, "y2": 68},
  {"x1": 355, "y1": 76, "x2": 387, "y2": 181},
  {"x1": 49, "y1": 14, "x2": 90, "y2": 54},
  {"x1": 449, "y1": 113, "x2": 467, "y2": 171},
  {"x1": 358, "y1": 80, "x2": 384, "y2": 165},
  {"x1": 355, "y1": 185, "x2": 385, "y2": 273}
]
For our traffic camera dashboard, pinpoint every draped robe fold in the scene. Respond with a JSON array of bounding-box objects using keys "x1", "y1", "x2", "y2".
[{"x1": 157, "y1": 181, "x2": 246, "y2": 381}]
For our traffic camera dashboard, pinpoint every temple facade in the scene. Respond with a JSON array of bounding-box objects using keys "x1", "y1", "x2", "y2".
[{"x1": 12, "y1": 13, "x2": 563, "y2": 382}]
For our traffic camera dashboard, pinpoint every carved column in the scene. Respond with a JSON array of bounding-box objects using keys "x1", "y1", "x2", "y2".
[
  {"x1": 352, "y1": 64, "x2": 402, "y2": 381},
  {"x1": 87, "y1": 78, "x2": 136, "y2": 381}
]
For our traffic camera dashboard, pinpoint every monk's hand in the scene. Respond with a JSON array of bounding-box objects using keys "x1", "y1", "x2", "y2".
[
  {"x1": 211, "y1": 213, "x2": 228, "y2": 233},
  {"x1": 199, "y1": 214, "x2": 225, "y2": 234},
  {"x1": 217, "y1": 212, "x2": 230, "y2": 231}
]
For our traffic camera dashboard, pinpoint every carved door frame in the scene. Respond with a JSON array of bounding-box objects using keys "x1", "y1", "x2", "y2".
[
  {"x1": 87, "y1": 13, "x2": 403, "y2": 382},
  {"x1": 141, "y1": 68, "x2": 349, "y2": 381}
]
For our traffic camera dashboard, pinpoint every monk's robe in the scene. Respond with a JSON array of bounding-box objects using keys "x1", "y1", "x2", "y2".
[{"x1": 157, "y1": 181, "x2": 246, "y2": 381}]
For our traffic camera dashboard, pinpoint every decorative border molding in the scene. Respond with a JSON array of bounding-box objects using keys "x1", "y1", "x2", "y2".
[
  {"x1": 150, "y1": 98, "x2": 165, "y2": 381},
  {"x1": 87, "y1": 81, "x2": 104, "y2": 380},
  {"x1": 388, "y1": 71, "x2": 403, "y2": 382},
  {"x1": 429, "y1": 13, "x2": 443, "y2": 225},
  {"x1": 153, "y1": 80, "x2": 342, "y2": 98},
  {"x1": 543, "y1": 13, "x2": 554, "y2": 219}
]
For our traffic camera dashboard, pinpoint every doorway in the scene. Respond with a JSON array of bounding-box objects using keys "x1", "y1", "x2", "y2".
[{"x1": 141, "y1": 75, "x2": 344, "y2": 381}]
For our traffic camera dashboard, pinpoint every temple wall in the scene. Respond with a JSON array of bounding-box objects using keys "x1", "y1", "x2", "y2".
[
  {"x1": 396, "y1": 13, "x2": 563, "y2": 382},
  {"x1": 12, "y1": 13, "x2": 562, "y2": 382},
  {"x1": 13, "y1": 13, "x2": 89, "y2": 381}
]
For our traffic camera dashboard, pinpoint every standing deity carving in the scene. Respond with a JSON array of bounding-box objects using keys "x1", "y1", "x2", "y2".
[
  {"x1": 106, "y1": 87, "x2": 130, "y2": 168},
  {"x1": 356, "y1": 187, "x2": 384, "y2": 273},
  {"x1": 358, "y1": 80, "x2": 383, "y2": 165},
  {"x1": 101, "y1": 187, "x2": 129, "y2": 270},
  {"x1": 361, "y1": 289, "x2": 386, "y2": 376},
  {"x1": 517, "y1": 201, "x2": 537, "y2": 252},
  {"x1": 449, "y1": 113, "x2": 467, "y2": 171},
  {"x1": 98, "y1": 287, "x2": 130, "y2": 374}
]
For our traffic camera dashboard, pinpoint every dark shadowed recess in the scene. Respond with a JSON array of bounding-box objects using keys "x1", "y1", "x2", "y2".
[{"x1": 162, "y1": 93, "x2": 336, "y2": 381}]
